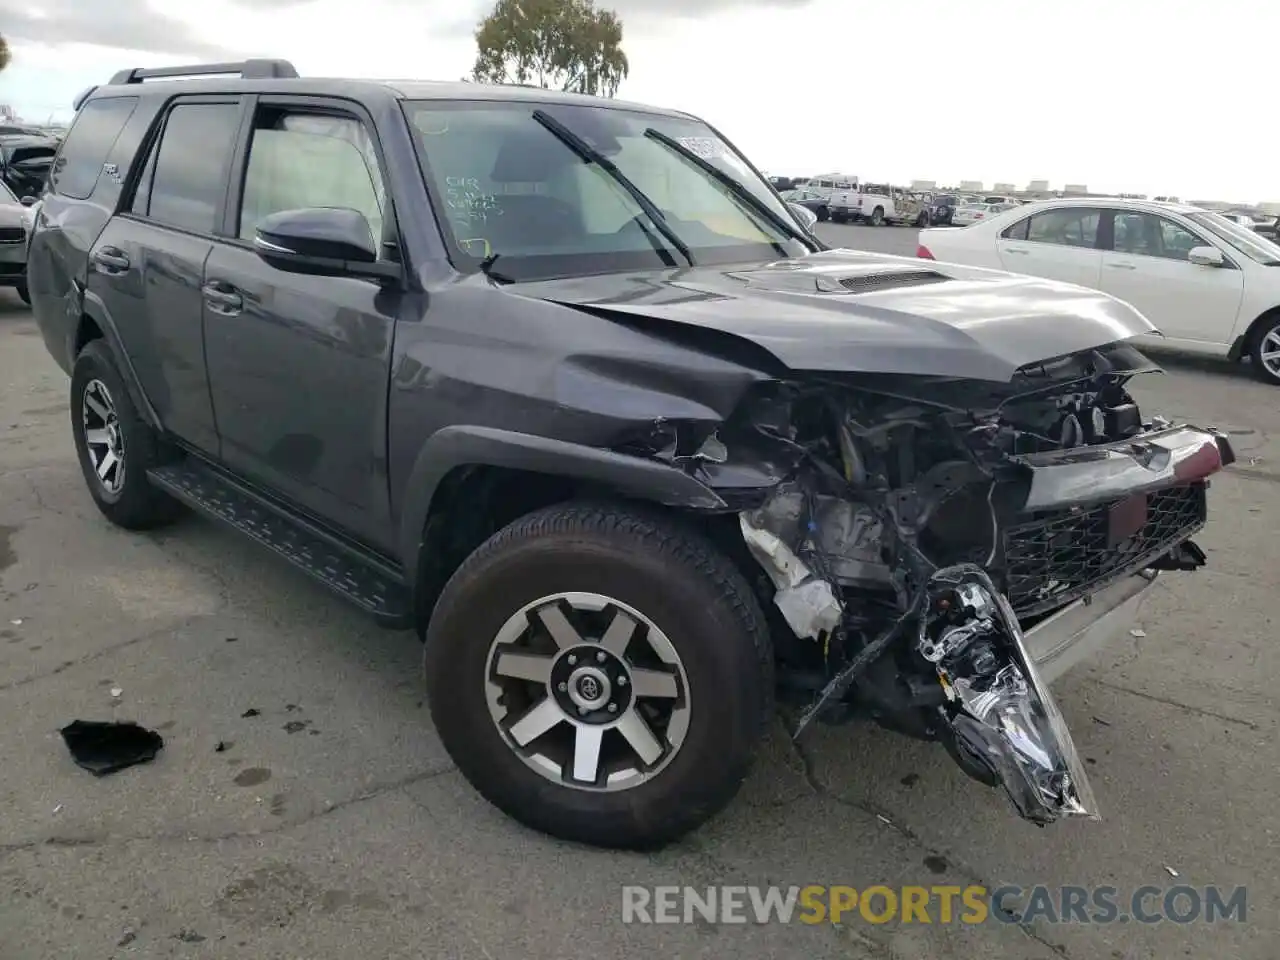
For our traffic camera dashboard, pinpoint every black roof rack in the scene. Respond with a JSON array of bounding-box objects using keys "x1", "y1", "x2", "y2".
[{"x1": 107, "y1": 59, "x2": 299, "y2": 85}]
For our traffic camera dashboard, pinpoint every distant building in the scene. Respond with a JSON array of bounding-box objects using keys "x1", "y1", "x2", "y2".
[
  {"x1": 991, "y1": 183, "x2": 1016, "y2": 193},
  {"x1": 911, "y1": 179, "x2": 936, "y2": 191},
  {"x1": 1063, "y1": 184, "x2": 1089, "y2": 196},
  {"x1": 959, "y1": 180, "x2": 983, "y2": 193},
  {"x1": 1260, "y1": 201, "x2": 1280, "y2": 215},
  {"x1": 1026, "y1": 180, "x2": 1049, "y2": 193}
]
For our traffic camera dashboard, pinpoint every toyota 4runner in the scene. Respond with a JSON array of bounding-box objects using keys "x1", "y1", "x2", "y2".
[{"x1": 28, "y1": 59, "x2": 1233, "y2": 850}]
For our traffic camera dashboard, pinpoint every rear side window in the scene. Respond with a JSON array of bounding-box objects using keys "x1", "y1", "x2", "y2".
[
  {"x1": 49, "y1": 97, "x2": 139, "y2": 200},
  {"x1": 133, "y1": 101, "x2": 241, "y2": 235},
  {"x1": 1002, "y1": 217, "x2": 1030, "y2": 240}
]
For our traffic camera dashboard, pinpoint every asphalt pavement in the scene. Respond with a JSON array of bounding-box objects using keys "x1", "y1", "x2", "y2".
[{"x1": 1, "y1": 225, "x2": 1277, "y2": 959}]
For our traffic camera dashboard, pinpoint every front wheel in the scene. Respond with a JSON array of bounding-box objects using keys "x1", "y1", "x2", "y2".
[
  {"x1": 816, "y1": 205, "x2": 830, "y2": 222},
  {"x1": 424, "y1": 502, "x2": 774, "y2": 850},
  {"x1": 1250, "y1": 314, "x2": 1280, "y2": 385}
]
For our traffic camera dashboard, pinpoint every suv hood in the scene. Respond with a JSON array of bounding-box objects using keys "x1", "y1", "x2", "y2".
[{"x1": 516, "y1": 249, "x2": 1156, "y2": 382}]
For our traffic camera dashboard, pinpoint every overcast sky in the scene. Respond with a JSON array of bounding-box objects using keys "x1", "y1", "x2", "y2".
[{"x1": 0, "y1": 0, "x2": 1272, "y2": 201}]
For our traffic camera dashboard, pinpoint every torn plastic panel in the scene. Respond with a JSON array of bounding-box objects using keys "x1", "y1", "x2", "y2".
[
  {"x1": 919, "y1": 564, "x2": 1098, "y2": 825},
  {"x1": 739, "y1": 511, "x2": 842, "y2": 640}
]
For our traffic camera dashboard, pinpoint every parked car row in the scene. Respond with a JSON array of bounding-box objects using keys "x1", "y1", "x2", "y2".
[{"x1": 918, "y1": 197, "x2": 1280, "y2": 385}]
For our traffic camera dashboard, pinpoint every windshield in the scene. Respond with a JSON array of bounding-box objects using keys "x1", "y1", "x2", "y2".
[
  {"x1": 1186, "y1": 211, "x2": 1280, "y2": 265},
  {"x1": 0, "y1": 180, "x2": 15, "y2": 203},
  {"x1": 402, "y1": 100, "x2": 809, "y2": 281}
]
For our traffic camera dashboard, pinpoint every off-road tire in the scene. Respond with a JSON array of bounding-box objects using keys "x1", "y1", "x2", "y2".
[
  {"x1": 70, "y1": 339, "x2": 184, "y2": 529},
  {"x1": 16, "y1": 282, "x2": 30, "y2": 305},
  {"x1": 1249, "y1": 313, "x2": 1280, "y2": 386},
  {"x1": 424, "y1": 501, "x2": 774, "y2": 850}
]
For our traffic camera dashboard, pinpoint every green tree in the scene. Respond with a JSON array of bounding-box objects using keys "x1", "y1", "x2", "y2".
[
  {"x1": 0, "y1": 34, "x2": 10, "y2": 73},
  {"x1": 471, "y1": 0, "x2": 628, "y2": 98}
]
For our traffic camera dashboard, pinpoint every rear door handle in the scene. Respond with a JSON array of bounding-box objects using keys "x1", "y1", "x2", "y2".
[
  {"x1": 202, "y1": 281, "x2": 243, "y2": 315},
  {"x1": 92, "y1": 247, "x2": 130, "y2": 273}
]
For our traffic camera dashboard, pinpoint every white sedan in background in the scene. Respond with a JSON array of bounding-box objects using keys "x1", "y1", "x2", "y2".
[
  {"x1": 917, "y1": 197, "x2": 1280, "y2": 385},
  {"x1": 951, "y1": 202, "x2": 1010, "y2": 227}
]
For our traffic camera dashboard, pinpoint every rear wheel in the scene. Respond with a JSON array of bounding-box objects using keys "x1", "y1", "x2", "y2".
[
  {"x1": 1250, "y1": 313, "x2": 1280, "y2": 385},
  {"x1": 15, "y1": 282, "x2": 30, "y2": 305},
  {"x1": 70, "y1": 340, "x2": 184, "y2": 529},
  {"x1": 871, "y1": 206, "x2": 885, "y2": 226},
  {"x1": 424, "y1": 501, "x2": 774, "y2": 850},
  {"x1": 816, "y1": 205, "x2": 830, "y2": 222}
]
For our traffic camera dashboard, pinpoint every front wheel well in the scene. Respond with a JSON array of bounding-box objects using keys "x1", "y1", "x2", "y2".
[
  {"x1": 412, "y1": 464, "x2": 756, "y2": 636},
  {"x1": 74, "y1": 314, "x2": 105, "y2": 358}
]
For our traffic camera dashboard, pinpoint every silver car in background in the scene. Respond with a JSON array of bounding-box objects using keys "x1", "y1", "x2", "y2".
[{"x1": 0, "y1": 180, "x2": 34, "y2": 305}]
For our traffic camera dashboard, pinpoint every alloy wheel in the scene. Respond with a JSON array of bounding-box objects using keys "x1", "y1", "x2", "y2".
[
  {"x1": 1259, "y1": 325, "x2": 1280, "y2": 380},
  {"x1": 484, "y1": 591, "x2": 691, "y2": 791},
  {"x1": 82, "y1": 379, "x2": 126, "y2": 495}
]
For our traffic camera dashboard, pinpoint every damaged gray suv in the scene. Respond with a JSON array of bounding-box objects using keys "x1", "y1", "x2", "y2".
[{"x1": 28, "y1": 60, "x2": 1233, "y2": 849}]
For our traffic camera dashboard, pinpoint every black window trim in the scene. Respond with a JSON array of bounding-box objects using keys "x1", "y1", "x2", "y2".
[
  {"x1": 221, "y1": 93, "x2": 408, "y2": 281},
  {"x1": 1002, "y1": 204, "x2": 1104, "y2": 249},
  {"x1": 1104, "y1": 207, "x2": 1240, "y2": 269},
  {"x1": 117, "y1": 94, "x2": 248, "y2": 242}
]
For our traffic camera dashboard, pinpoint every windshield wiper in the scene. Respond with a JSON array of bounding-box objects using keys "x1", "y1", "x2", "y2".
[
  {"x1": 642, "y1": 128, "x2": 818, "y2": 253},
  {"x1": 479, "y1": 253, "x2": 515, "y2": 284},
  {"x1": 531, "y1": 109, "x2": 694, "y2": 267}
]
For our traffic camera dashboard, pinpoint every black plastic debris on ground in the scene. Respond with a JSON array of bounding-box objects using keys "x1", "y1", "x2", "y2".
[{"x1": 59, "y1": 720, "x2": 164, "y2": 776}]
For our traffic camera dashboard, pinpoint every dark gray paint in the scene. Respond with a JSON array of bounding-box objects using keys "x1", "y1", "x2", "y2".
[{"x1": 27, "y1": 74, "x2": 1162, "y2": 591}]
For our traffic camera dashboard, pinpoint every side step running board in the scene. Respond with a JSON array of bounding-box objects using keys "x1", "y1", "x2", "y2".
[{"x1": 147, "y1": 461, "x2": 413, "y2": 628}]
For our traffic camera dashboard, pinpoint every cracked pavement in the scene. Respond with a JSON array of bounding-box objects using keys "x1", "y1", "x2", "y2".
[{"x1": 2, "y1": 226, "x2": 1278, "y2": 959}]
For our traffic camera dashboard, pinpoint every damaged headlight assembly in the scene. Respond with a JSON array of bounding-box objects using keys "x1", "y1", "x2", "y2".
[{"x1": 651, "y1": 367, "x2": 1232, "y2": 829}]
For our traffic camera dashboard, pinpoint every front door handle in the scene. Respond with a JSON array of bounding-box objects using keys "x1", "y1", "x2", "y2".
[
  {"x1": 202, "y1": 281, "x2": 243, "y2": 315},
  {"x1": 1003, "y1": 246, "x2": 1029, "y2": 255},
  {"x1": 1106, "y1": 262, "x2": 1137, "y2": 270},
  {"x1": 92, "y1": 246, "x2": 130, "y2": 273}
]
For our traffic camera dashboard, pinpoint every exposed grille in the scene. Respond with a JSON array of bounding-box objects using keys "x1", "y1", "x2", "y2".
[
  {"x1": 1002, "y1": 484, "x2": 1206, "y2": 617},
  {"x1": 0, "y1": 226, "x2": 25, "y2": 244},
  {"x1": 838, "y1": 270, "x2": 947, "y2": 293}
]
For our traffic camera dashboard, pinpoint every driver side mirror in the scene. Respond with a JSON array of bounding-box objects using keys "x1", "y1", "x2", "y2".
[
  {"x1": 787, "y1": 201, "x2": 818, "y2": 232},
  {"x1": 19, "y1": 196, "x2": 37, "y2": 207},
  {"x1": 253, "y1": 207, "x2": 400, "y2": 281},
  {"x1": 1187, "y1": 245, "x2": 1225, "y2": 267}
]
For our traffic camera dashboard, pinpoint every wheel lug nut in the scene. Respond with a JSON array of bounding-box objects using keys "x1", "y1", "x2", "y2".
[
  {"x1": 596, "y1": 651, "x2": 607, "y2": 662},
  {"x1": 567, "y1": 655, "x2": 577, "y2": 665},
  {"x1": 557, "y1": 682, "x2": 567, "y2": 692},
  {"x1": 607, "y1": 703, "x2": 618, "y2": 713},
  {"x1": 578, "y1": 706, "x2": 588, "y2": 715},
  {"x1": 617, "y1": 676, "x2": 628, "y2": 686}
]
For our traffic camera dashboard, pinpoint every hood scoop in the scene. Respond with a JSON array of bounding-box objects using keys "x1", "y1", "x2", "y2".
[
  {"x1": 731, "y1": 261, "x2": 951, "y2": 297},
  {"x1": 835, "y1": 270, "x2": 948, "y2": 294}
]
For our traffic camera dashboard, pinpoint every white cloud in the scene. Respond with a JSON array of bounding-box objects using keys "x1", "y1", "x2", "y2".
[{"x1": 0, "y1": 0, "x2": 1274, "y2": 202}]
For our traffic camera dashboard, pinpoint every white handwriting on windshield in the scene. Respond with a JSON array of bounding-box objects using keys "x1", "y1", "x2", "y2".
[{"x1": 445, "y1": 176, "x2": 503, "y2": 222}]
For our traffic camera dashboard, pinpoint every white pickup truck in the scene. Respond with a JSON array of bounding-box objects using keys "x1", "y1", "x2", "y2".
[{"x1": 829, "y1": 183, "x2": 930, "y2": 226}]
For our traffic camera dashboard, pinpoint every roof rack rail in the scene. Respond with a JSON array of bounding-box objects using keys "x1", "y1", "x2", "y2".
[{"x1": 107, "y1": 59, "x2": 299, "y2": 85}]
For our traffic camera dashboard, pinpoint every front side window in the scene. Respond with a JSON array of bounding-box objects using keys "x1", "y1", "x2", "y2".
[
  {"x1": 1027, "y1": 208, "x2": 1100, "y2": 248},
  {"x1": 1113, "y1": 212, "x2": 1203, "y2": 261},
  {"x1": 403, "y1": 100, "x2": 808, "y2": 280},
  {"x1": 238, "y1": 109, "x2": 387, "y2": 245},
  {"x1": 136, "y1": 102, "x2": 241, "y2": 235},
  {"x1": 49, "y1": 97, "x2": 139, "y2": 200}
]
